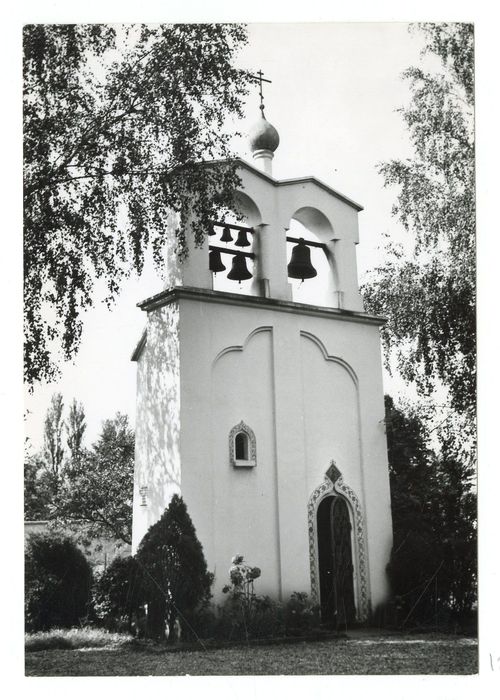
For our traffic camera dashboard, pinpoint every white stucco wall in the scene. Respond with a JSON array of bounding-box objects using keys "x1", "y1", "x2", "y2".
[
  {"x1": 132, "y1": 293, "x2": 392, "y2": 613},
  {"x1": 131, "y1": 156, "x2": 392, "y2": 617}
]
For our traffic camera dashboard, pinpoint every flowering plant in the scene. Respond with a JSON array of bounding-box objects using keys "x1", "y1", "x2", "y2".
[
  {"x1": 221, "y1": 555, "x2": 278, "y2": 640},
  {"x1": 223, "y1": 554, "x2": 261, "y2": 596}
]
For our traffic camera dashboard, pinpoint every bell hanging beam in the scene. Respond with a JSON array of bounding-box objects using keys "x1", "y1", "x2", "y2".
[
  {"x1": 287, "y1": 238, "x2": 318, "y2": 282},
  {"x1": 227, "y1": 252, "x2": 253, "y2": 283}
]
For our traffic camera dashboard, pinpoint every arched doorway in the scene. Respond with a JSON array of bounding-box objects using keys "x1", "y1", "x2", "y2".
[{"x1": 317, "y1": 495, "x2": 356, "y2": 627}]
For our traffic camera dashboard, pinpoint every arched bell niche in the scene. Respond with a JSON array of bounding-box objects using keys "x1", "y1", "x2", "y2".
[
  {"x1": 286, "y1": 206, "x2": 341, "y2": 308},
  {"x1": 211, "y1": 190, "x2": 261, "y2": 296}
]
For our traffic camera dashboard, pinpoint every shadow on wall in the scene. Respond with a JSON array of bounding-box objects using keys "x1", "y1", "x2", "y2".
[{"x1": 136, "y1": 303, "x2": 182, "y2": 528}]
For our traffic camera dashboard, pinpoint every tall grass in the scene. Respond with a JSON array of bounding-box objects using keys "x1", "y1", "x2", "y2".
[{"x1": 25, "y1": 627, "x2": 134, "y2": 652}]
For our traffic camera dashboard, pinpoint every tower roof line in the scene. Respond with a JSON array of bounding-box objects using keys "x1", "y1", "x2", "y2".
[{"x1": 207, "y1": 157, "x2": 364, "y2": 212}]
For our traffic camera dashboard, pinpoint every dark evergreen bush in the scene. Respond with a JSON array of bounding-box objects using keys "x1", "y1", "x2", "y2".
[
  {"x1": 93, "y1": 556, "x2": 143, "y2": 633},
  {"x1": 135, "y1": 495, "x2": 213, "y2": 640},
  {"x1": 25, "y1": 533, "x2": 93, "y2": 631}
]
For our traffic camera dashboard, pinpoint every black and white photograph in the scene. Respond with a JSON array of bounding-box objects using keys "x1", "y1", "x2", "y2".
[{"x1": 6, "y1": 0, "x2": 496, "y2": 691}]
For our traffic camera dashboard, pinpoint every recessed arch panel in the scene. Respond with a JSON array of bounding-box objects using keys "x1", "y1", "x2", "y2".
[
  {"x1": 299, "y1": 330, "x2": 359, "y2": 387},
  {"x1": 212, "y1": 326, "x2": 273, "y2": 368}
]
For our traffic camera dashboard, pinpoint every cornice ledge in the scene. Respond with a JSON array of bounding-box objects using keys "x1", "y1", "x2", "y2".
[{"x1": 137, "y1": 286, "x2": 386, "y2": 326}]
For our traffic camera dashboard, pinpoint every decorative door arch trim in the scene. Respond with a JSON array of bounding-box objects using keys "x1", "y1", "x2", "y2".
[{"x1": 307, "y1": 461, "x2": 370, "y2": 621}]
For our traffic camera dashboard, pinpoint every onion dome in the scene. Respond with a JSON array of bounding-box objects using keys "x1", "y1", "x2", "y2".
[{"x1": 248, "y1": 114, "x2": 280, "y2": 153}]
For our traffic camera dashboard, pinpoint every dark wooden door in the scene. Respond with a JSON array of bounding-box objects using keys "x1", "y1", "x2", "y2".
[{"x1": 317, "y1": 496, "x2": 356, "y2": 627}]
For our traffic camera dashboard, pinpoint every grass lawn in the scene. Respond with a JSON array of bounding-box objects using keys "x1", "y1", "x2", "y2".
[{"x1": 25, "y1": 635, "x2": 478, "y2": 676}]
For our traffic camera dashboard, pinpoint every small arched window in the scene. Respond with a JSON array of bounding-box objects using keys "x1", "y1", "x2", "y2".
[
  {"x1": 235, "y1": 432, "x2": 248, "y2": 460},
  {"x1": 229, "y1": 421, "x2": 256, "y2": 468}
]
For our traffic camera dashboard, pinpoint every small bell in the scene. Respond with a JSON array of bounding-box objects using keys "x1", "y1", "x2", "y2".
[
  {"x1": 209, "y1": 249, "x2": 226, "y2": 275},
  {"x1": 235, "y1": 229, "x2": 251, "y2": 247},
  {"x1": 208, "y1": 224, "x2": 216, "y2": 236},
  {"x1": 220, "y1": 226, "x2": 233, "y2": 243},
  {"x1": 227, "y1": 253, "x2": 252, "y2": 283},
  {"x1": 287, "y1": 238, "x2": 317, "y2": 282}
]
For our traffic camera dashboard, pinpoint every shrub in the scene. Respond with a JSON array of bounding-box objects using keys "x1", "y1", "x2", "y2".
[
  {"x1": 181, "y1": 604, "x2": 219, "y2": 642},
  {"x1": 218, "y1": 555, "x2": 284, "y2": 640},
  {"x1": 216, "y1": 593, "x2": 283, "y2": 641},
  {"x1": 93, "y1": 556, "x2": 143, "y2": 633},
  {"x1": 135, "y1": 495, "x2": 213, "y2": 640},
  {"x1": 369, "y1": 599, "x2": 399, "y2": 629},
  {"x1": 247, "y1": 595, "x2": 284, "y2": 639},
  {"x1": 284, "y1": 592, "x2": 320, "y2": 635},
  {"x1": 25, "y1": 533, "x2": 93, "y2": 632}
]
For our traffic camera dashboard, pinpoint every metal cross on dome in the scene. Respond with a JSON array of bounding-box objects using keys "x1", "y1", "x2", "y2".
[{"x1": 250, "y1": 70, "x2": 272, "y2": 118}]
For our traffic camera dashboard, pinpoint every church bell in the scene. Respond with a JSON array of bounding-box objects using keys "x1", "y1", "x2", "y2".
[
  {"x1": 209, "y1": 249, "x2": 226, "y2": 275},
  {"x1": 227, "y1": 253, "x2": 252, "y2": 283},
  {"x1": 234, "y1": 229, "x2": 251, "y2": 247},
  {"x1": 287, "y1": 238, "x2": 317, "y2": 282},
  {"x1": 220, "y1": 226, "x2": 233, "y2": 243},
  {"x1": 208, "y1": 224, "x2": 216, "y2": 236}
]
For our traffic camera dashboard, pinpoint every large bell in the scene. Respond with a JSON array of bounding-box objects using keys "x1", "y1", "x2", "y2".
[
  {"x1": 287, "y1": 238, "x2": 317, "y2": 281},
  {"x1": 227, "y1": 253, "x2": 252, "y2": 283},
  {"x1": 209, "y1": 249, "x2": 226, "y2": 275},
  {"x1": 220, "y1": 226, "x2": 233, "y2": 243},
  {"x1": 235, "y1": 229, "x2": 251, "y2": 247}
]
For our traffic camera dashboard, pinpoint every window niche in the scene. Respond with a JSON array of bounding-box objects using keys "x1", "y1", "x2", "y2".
[{"x1": 229, "y1": 421, "x2": 256, "y2": 468}]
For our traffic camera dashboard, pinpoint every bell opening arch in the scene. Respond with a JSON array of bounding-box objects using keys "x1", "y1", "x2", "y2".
[
  {"x1": 211, "y1": 191, "x2": 261, "y2": 296},
  {"x1": 286, "y1": 206, "x2": 341, "y2": 308}
]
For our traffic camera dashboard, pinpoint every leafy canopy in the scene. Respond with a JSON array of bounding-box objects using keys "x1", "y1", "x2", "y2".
[
  {"x1": 25, "y1": 397, "x2": 134, "y2": 545},
  {"x1": 57, "y1": 413, "x2": 135, "y2": 544},
  {"x1": 362, "y1": 24, "x2": 475, "y2": 420},
  {"x1": 385, "y1": 395, "x2": 476, "y2": 623},
  {"x1": 24, "y1": 24, "x2": 250, "y2": 386}
]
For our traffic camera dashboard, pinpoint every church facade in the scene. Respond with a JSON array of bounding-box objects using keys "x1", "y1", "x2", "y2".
[{"x1": 131, "y1": 112, "x2": 393, "y2": 624}]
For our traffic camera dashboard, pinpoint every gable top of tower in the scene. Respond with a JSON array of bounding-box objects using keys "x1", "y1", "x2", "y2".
[{"x1": 210, "y1": 158, "x2": 364, "y2": 213}]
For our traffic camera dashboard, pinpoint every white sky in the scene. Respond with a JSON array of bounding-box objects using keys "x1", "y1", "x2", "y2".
[{"x1": 23, "y1": 22, "x2": 433, "y2": 451}]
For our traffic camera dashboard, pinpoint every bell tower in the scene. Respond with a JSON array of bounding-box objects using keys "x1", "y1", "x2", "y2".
[{"x1": 131, "y1": 90, "x2": 393, "y2": 623}]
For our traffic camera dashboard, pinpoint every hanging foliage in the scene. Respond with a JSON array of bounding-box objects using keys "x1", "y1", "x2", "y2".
[
  {"x1": 24, "y1": 24, "x2": 250, "y2": 387},
  {"x1": 362, "y1": 24, "x2": 475, "y2": 430}
]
